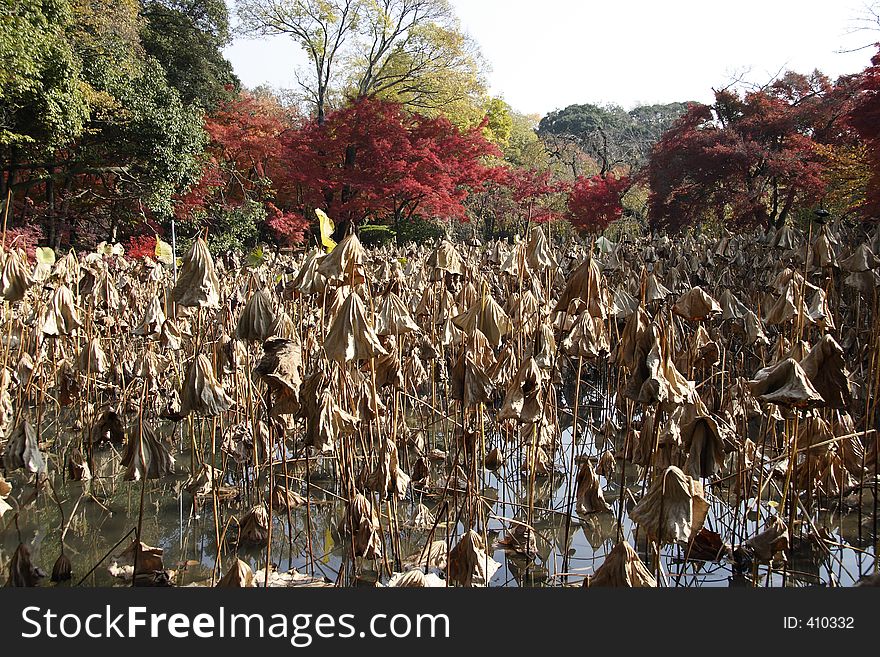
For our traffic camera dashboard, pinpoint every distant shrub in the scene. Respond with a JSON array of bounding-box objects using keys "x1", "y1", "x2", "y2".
[
  {"x1": 395, "y1": 217, "x2": 446, "y2": 244},
  {"x1": 359, "y1": 224, "x2": 397, "y2": 247}
]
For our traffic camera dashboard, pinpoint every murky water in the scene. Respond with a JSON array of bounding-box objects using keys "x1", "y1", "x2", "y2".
[{"x1": 3, "y1": 383, "x2": 874, "y2": 587}]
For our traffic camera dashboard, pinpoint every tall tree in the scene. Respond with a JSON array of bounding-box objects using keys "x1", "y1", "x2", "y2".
[
  {"x1": 235, "y1": 0, "x2": 360, "y2": 123},
  {"x1": 646, "y1": 73, "x2": 853, "y2": 232},
  {"x1": 140, "y1": 0, "x2": 239, "y2": 110},
  {"x1": 235, "y1": 0, "x2": 484, "y2": 123},
  {"x1": 850, "y1": 46, "x2": 880, "y2": 217}
]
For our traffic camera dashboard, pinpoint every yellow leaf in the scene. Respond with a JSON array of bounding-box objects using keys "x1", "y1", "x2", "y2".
[
  {"x1": 315, "y1": 208, "x2": 337, "y2": 253},
  {"x1": 35, "y1": 246, "x2": 55, "y2": 266},
  {"x1": 155, "y1": 238, "x2": 174, "y2": 265}
]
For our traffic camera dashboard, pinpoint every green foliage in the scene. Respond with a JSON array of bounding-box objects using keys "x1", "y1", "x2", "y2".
[
  {"x1": 358, "y1": 223, "x2": 396, "y2": 247},
  {"x1": 483, "y1": 97, "x2": 512, "y2": 148},
  {"x1": 394, "y1": 216, "x2": 446, "y2": 244},
  {"x1": 206, "y1": 199, "x2": 264, "y2": 255},
  {"x1": 0, "y1": 0, "x2": 89, "y2": 150},
  {"x1": 141, "y1": 0, "x2": 239, "y2": 110}
]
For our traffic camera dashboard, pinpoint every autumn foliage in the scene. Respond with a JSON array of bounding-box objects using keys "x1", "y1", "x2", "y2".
[
  {"x1": 279, "y1": 98, "x2": 502, "y2": 229},
  {"x1": 849, "y1": 46, "x2": 880, "y2": 218},
  {"x1": 566, "y1": 173, "x2": 630, "y2": 232}
]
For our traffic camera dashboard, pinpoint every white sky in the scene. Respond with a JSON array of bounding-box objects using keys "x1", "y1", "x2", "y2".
[{"x1": 223, "y1": 0, "x2": 880, "y2": 116}]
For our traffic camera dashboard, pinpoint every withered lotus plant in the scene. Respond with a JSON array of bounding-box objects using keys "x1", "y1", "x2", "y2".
[
  {"x1": 239, "y1": 505, "x2": 271, "y2": 546},
  {"x1": 2, "y1": 419, "x2": 46, "y2": 474},
  {"x1": 121, "y1": 419, "x2": 174, "y2": 481},
  {"x1": 254, "y1": 337, "x2": 303, "y2": 415},
  {"x1": 447, "y1": 530, "x2": 500, "y2": 587},
  {"x1": 237, "y1": 287, "x2": 277, "y2": 342},
  {"x1": 629, "y1": 466, "x2": 709, "y2": 545},
  {"x1": 6, "y1": 543, "x2": 44, "y2": 587},
  {"x1": 0, "y1": 249, "x2": 33, "y2": 302},
  {"x1": 171, "y1": 237, "x2": 220, "y2": 308},
  {"x1": 217, "y1": 559, "x2": 254, "y2": 588},
  {"x1": 40, "y1": 284, "x2": 82, "y2": 335},
  {"x1": 323, "y1": 291, "x2": 387, "y2": 363},
  {"x1": 575, "y1": 459, "x2": 612, "y2": 515},
  {"x1": 799, "y1": 334, "x2": 851, "y2": 409},
  {"x1": 317, "y1": 233, "x2": 366, "y2": 285},
  {"x1": 340, "y1": 493, "x2": 383, "y2": 559},
  {"x1": 748, "y1": 358, "x2": 824, "y2": 408},
  {"x1": 180, "y1": 353, "x2": 234, "y2": 417},
  {"x1": 586, "y1": 541, "x2": 656, "y2": 588}
]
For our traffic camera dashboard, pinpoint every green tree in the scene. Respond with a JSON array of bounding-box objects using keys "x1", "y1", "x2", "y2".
[
  {"x1": 140, "y1": 0, "x2": 240, "y2": 110},
  {"x1": 0, "y1": 0, "x2": 89, "y2": 196}
]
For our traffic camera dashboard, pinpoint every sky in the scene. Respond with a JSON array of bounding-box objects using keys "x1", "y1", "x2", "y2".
[{"x1": 223, "y1": 0, "x2": 880, "y2": 116}]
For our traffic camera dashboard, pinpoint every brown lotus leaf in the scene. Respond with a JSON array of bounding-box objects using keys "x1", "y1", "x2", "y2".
[
  {"x1": 254, "y1": 337, "x2": 303, "y2": 413},
  {"x1": 681, "y1": 414, "x2": 734, "y2": 479},
  {"x1": 484, "y1": 446, "x2": 502, "y2": 471},
  {"x1": 596, "y1": 450, "x2": 616, "y2": 478},
  {"x1": 387, "y1": 569, "x2": 442, "y2": 587},
  {"x1": 77, "y1": 337, "x2": 108, "y2": 374},
  {"x1": 771, "y1": 224, "x2": 799, "y2": 249},
  {"x1": 745, "y1": 516, "x2": 789, "y2": 563},
  {"x1": 361, "y1": 438, "x2": 410, "y2": 500},
  {"x1": 840, "y1": 243, "x2": 880, "y2": 272},
  {"x1": 2, "y1": 420, "x2": 46, "y2": 473},
  {"x1": 0, "y1": 250, "x2": 33, "y2": 302},
  {"x1": 6, "y1": 543, "x2": 44, "y2": 587},
  {"x1": 239, "y1": 505, "x2": 270, "y2": 545},
  {"x1": 67, "y1": 446, "x2": 92, "y2": 481},
  {"x1": 217, "y1": 559, "x2": 254, "y2": 588},
  {"x1": 323, "y1": 291, "x2": 387, "y2": 363},
  {"x1": 799, "y1": 334, "x2": 851, "y2": 409},
  {"x1": 687, "y1": 527, "x2": 730, "y2": 562},
  {"x1": 562, "y1": 311, "x2": 609, "y2": 358},
  {"x1": 300, "y1": 375, "x2": 359, "y2": 453},
  {"x1": 171, "y1": 237, "x2": 220, "y2": 308},
  {"x1": 748, "y1": 358, "x2": 824, "y2": 408},
  {"x1": 806, "y1": 288, "x2": 835, "y2": 330},
  {"x1": 673, "y1": 286, "x2": 721, "y2": 321},
  {"x1": 340, "y1": 493, "x2": 383, "y2": 559},
  {"x1": 116, "y1": 540, "x2": 166, "y2": 576},
  {"x1": 317, "y1": 233, "x2": 366, "y2": 285},
  {"x1": 374, "y1": 337, "x2": 404, "y2": 389},
  {"x1": 221, "y1": 420, "x2": 269, "y2": 465},
  {"x1": 526, "y1": 225, "x2": 557, "y2": 270},
  {"x1": 630, "y1": 465, "x2": 709, "y2": 545},
  {"x1": 554, "y1": 256, "x2": 605, "y2": 315},
  {"x1": 496, "y1": 521, "x2": 537, "y2": 556},
  {"x1": 290, "y1": 248, "x2": 327, "y2": 296},
  {"x1": 586, "y1": 541, "x2": 656, "y2": 588},
  {"x1": 447, "y1": 530, "x2": 501, "y2": 587},
  {"x1": 427, "y1": 240, "x2": 464, "y2": 279},
  {"x1": 40, "y1": 284, "x2": 82, "y2": 335},
  {"x1": 575, "y1": 459, "x2": 612, "y2": 514},
  {"x1": 449, "y1": 349, "x2": 494, "y2": 407},
  {"x1": 375, "y1": 290, "x2": 420, "y2": 335},
  {"x1": 644, "y1": 273, "x2": 672, "y2": 303},
  {"x1": 498, "y1": 357, "x2": 544, "y2": 423},
  {"x1": 271, "y1": 484, "x2": 308, "y2": 511},
  {"x1": 133, "y1": 296, "x2": 166, "y2": 337},
  {"x1": 79, "y1": 267, "x2": 120, "y2": 310},
  {"x1": 236, "y1": 287, "x2": 276, "y2": 342},
  {"x1": 612, "y1": 286, "x2": 639, "y2": 319},
  {"x1": 0, "y1": 473, "x2": 12, "y2": 519},
  {"x1": 180, "y1": 353, "x2": 234, "y2": 417},
  {"x1": 719, "y1": 288, "x2": 749, "y2": 321},
  {"x1": 810, "y1": 232, "x2": 838, "y2": 269},
  {"x1": 51, "y1": 552, "x2": 72, "y2": 582},
  {"x1": 121, "y1": 419, "x2": 174, "y2": 481},
  {"x1": 90, "y1": 410, "x2": 125, "y2": 445},
  {"x1": 844, "y1": 268, "x2": 880, "y2": 293},
  {"x1": 452, "y1": 292, "x2": 511, "y2": 347},
  {"x1": 159, "y1": 318, "x2": 184, "y2": 350}
]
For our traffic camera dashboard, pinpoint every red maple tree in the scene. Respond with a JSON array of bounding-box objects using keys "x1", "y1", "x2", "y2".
[
  {"x1": 278, "y1": 98, "x2": 502, "y2": 231},
  {"x1": 850, "y1": 46, "x2": 880, "y2": 217},
  {"x1": 566, "y1": 173, "x2": 630, "y2": 232},
  {"x1": 645, "y1": 76, "x2": 846, "y2": 231}
]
